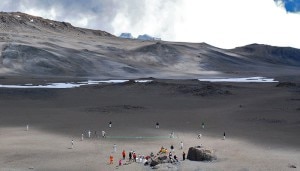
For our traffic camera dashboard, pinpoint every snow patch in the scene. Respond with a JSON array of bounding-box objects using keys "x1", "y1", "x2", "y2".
[
  {"x1": 0, "y1": 80, "x2": 153, "y2": 89},
  {"x1": 198, "y1": 77, "x2": 278, "y2": 83},
  {"x1": 134, "y1": 80, "x2": 153, "y2": 83}
]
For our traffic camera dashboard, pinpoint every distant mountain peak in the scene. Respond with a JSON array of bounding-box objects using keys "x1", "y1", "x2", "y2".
[
  {"x1": 119, "y1": 33, "x2": 134, "y2": 39},
  {"x1": 137, "y1": 34, "x2": 161, "y2": 41},
  {"x1": 119, "y1": 32, "x2": 161, "y2": 41}
]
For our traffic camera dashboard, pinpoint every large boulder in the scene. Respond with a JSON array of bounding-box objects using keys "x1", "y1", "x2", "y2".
[{"x1": 187, "y1": 146, "x2": 216, "y2": 161}]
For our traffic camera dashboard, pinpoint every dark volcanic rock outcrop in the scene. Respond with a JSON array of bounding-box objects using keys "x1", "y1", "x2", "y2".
[
  {"x1": 187, "y1": 146, "x2": 216, "y2": 161},
  {"x1": 232, "y1": 44, "x2": 300, "y2": 67}
]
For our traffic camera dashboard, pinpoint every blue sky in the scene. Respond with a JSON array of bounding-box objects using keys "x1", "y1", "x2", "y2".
[
  {"x1": 275, "y1": 0, "x2": 300, "y2": 12},
  {"x1": 1, "y1": 0, "x2": 300, "y2": 49}
]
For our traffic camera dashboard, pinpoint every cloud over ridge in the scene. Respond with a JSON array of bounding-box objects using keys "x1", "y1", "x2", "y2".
[{"x1": 1, "y1": 0, "x2": 300, "y2": 49}]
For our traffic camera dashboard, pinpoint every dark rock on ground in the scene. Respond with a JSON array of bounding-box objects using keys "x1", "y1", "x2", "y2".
[
  {"x1": 276, "y1": 82, "x2": 297, "y2": 87},
  {"x1": 187, "y1": 146, "x2": 216, "y2": 161},
  {"x1": 288, "y1": 164, "x2": 297, "y2": 168}
]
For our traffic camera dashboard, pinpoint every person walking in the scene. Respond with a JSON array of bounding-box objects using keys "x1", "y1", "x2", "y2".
[
  {"x1": 122, "y1": 150, "x2": 126, "y2": 160},
  {"x1": 202, "y1": 122, "x2": 205, "y2": 129},
  {"x1": 26, "y1": 124, "x2": 29, "y2": 131},
  {"x1": 81, "y1": 133, "x2": 84, "y2": 141},
  {"x1": 71, "y1": 140, "x2": 74, "y2": 149},
  {"x1": 113, "y1": 144, "x2": 117, "y2": 153},
  {"x1": 223, "y1": 132, "x2": 226, "y2": 140},
  {"x1": 119, "y1": 159, "x2": 122, "y2": 166},
  {"x1": 102, "y1": 130, "x2": 106, "y2": 138},
  {"x1": 198, "y1": 133, "x2": 202, "y2": 139},
  {"x1": 182, "y1": 151, "x2": 186, "y2": 161},
  {"x1": 156, "y1": 122, "x2": 159, "y2": 128},
  {"x1": 180, "y1": 141, "x2": 183, "y2": 149},
  {"x1": 88, "y1": 130, "x2": 91, "y2": 138},
  {"x1": 170, "y1": 131, "x2": 174, "y2": 138},
  {"x1": 109, "y1": 121, "x2": 112, "y2": 128}
]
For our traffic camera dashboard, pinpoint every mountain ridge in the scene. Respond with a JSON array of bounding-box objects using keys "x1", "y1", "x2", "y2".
[{"x1": 0, "y1": 12, "x2": 299, "y2": 78}]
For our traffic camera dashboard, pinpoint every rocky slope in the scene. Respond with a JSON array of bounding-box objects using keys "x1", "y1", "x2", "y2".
[{"x1": 0, "y1": 12, "x2": 299, "y2": 78}]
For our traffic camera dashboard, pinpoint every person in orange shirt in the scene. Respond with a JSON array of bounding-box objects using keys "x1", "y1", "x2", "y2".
[
  {"x1": 109, "y1": 155, "x2": 113, "y2": 164},
  {"x1": 122, "y1": 150, "x2": 126, "y2": 160}
]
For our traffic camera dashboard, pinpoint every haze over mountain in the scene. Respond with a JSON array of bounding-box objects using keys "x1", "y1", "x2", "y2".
[{"x1": 0, "y1": 12, "x2": 299, "y2": 79}]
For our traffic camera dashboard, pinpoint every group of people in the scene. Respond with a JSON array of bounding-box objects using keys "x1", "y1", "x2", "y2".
[
  {"x1": 109, "y1": 143, "x2": 187, "y2": 166},
  {"x1": 70, "y1": 120, "x2": 226, "y2": 166},
  {"x1": 159, "y1": 145, "x2": 184, "y2": 163},
  {"x1": 109, "y1": 149, "x2": 146, "y2": 165}
]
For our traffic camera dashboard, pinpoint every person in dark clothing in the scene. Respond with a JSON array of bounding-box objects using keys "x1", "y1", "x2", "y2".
[
  {"x1": 182, "y1": 151, "x2": 186, "y2": 161},
  {"x1": 170, "y1": 145, "x2": 174, "y2": 152},
  {"x1": 223, "y1": 132, "x2": 226, "y2": 140},
  {"x1": 129, "y1": 151, "x2": 132, "y2": 161},
  {"x1": 174, "y1": 155, "x2": 178, "y2": 162},
  {"x1": 156, "y1": 122, "x2": 159, "y2": 128},
  {"x1": 109, "y1": 121, "x2": 112, "y2": 128}
]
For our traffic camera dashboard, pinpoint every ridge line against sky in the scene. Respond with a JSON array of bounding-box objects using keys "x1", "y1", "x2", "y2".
[{"x1": 1, "y1": 0, "x2": 300, "y2": 49}]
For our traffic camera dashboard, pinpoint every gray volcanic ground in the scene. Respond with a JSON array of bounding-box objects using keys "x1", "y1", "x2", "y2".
[{"x1": 1, "y1": 12, "x2": 299, "y2": 79}]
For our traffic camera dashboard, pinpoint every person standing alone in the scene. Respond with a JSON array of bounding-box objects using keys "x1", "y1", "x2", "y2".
[{"x1": 71, "y1": 140, "x2": 74, "y2": 149}]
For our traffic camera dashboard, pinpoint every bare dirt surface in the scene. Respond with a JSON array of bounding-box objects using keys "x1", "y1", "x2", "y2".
[{"x1": 0, "y1": 79, "x2": 299, "y2": 170}]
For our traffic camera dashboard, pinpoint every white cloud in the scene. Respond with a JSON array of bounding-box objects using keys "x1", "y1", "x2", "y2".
[{"x1": 111, "y1": 0, "x2": 300, "y2": 49}]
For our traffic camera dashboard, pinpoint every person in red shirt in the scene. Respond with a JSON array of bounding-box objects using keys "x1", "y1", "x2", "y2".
[
  {"x1": 109, "y1": 155, "x2": 114, "y2": 164},
  {"x1": 133, "y1": 153, "x2": 137, "y2": 162},
  {"x1": 122, "y1": 150, "x2": 126, "y2": 160}
]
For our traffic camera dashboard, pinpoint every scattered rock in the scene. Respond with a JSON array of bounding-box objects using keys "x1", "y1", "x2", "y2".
[
  {"x1": 276, "y1": 82, "x2": 297, "y2": 87},
  {"x1": 150, "y1": 160, "x2": 159, "y2": 167},
  {"x1": 288, "y1": 164, "x2": 297, "y2": 168},
  {"x1": 178, "y1": 84, "x2": 231, "y2": 96},
  {"x1": 86, "y1": 105, "x2": 145, "y2": 113},
  {"x1": 250, "y1": 117, "x2": 286, "y2": 124}
]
